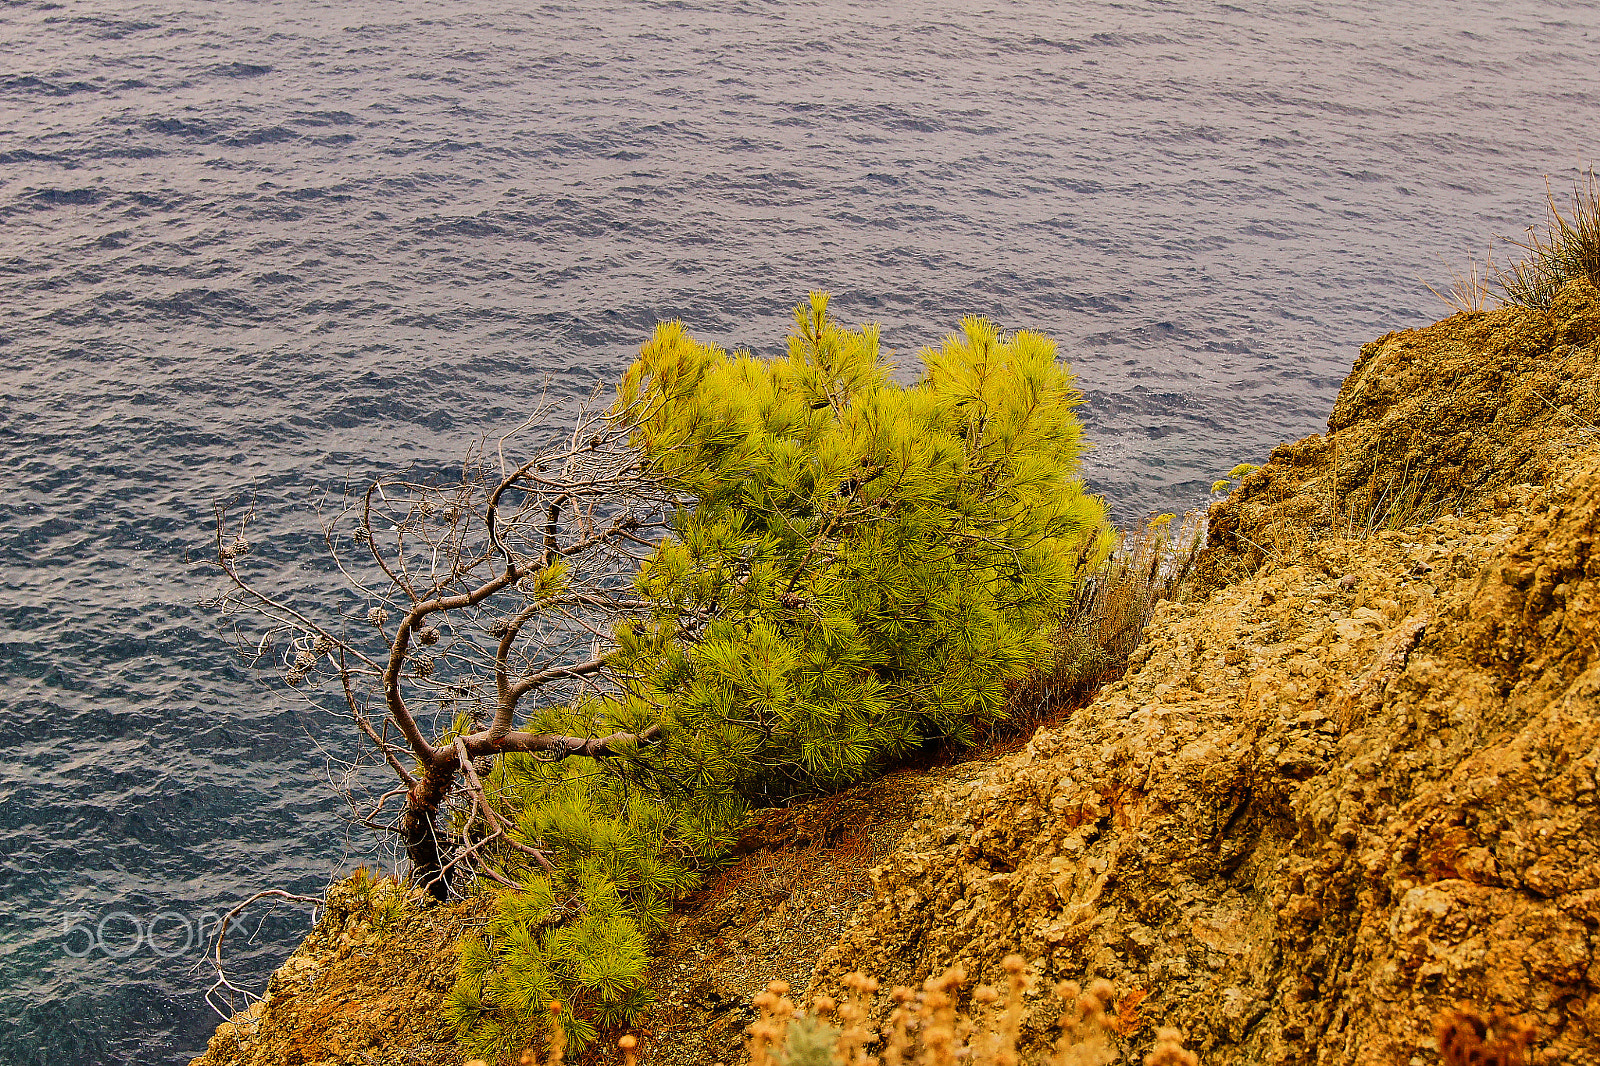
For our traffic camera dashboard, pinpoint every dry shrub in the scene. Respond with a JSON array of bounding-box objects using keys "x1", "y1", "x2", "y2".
[
  {"x1": 712, "y1": 958, "x2": 1192, "y2": 1066},
  {"x1": 1032, "y1": 512, "x2": 1204, "y2": 704},
  {"x1": 1434, "y1": 1005, "x2": 1536, "y2": 1066},
  {"x1": 1141, "y1": 1028, "x2": 1197, "y2": 1066},
  {"x1": 973, "y1": 511, "x2": 1203, "y2": 749}
]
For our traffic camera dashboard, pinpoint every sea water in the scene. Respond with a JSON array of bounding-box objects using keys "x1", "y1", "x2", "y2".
[{"x1": 1, "y1": 0, "x2": 1596, "y2": 1060}]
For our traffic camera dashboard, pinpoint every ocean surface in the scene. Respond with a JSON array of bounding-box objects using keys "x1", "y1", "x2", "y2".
[{"x1": 0, "y1": 0, "x2": 1595, "y2": 1060}]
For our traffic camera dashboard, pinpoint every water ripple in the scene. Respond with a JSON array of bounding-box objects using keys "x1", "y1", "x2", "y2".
[{"x1": 1, "y1": 0, "x2": 1597, "y2": 1061}]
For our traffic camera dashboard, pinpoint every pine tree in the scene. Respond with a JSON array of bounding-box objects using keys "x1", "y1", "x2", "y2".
[
  {"x1": 221, "y1": 291, "x2": 1108, "y2": 1059},
  {"x1": 605, "y1": 292, "x2": 1111, "y2": 798}
]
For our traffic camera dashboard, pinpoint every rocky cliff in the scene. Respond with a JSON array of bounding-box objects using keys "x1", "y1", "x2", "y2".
[{"x1": 809, "y1": 281, "x2": 1600, "y2": 1064}]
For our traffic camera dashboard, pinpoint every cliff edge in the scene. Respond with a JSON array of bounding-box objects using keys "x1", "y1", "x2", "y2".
[{"x1": 810, "y1": 281, "x2": 1600, "y2": 1065}]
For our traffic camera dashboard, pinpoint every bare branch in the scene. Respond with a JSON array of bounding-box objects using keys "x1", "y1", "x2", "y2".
[
  {"x1": 462, "y1": 722, "x2": 661, "y2": 761},
  {"x1": 205, "y1": 889, "x2": 324, "y2": 1021},
  {"x1": 206, "y1": 402, "x2": 682, "y2": 898}
]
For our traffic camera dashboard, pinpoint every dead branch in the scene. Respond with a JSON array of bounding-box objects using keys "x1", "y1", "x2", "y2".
[
  {"x1": 207, "y1": 398, "x2": 688, "y2": 899},
  {"x1": 204, "y1": 888, "x2": 324, "y2": 1022}
]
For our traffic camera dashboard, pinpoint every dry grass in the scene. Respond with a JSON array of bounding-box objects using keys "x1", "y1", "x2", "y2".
[
  {"x1": 1424, "y1": 249, "x2": 1497, "y2": 314},
  {"x1": 1495, "y1": 169, "x2": 1600, "y2": 310},
  {"x1": 1221, "y1": 442, "x2": 1467, "y2": 574},
  {"x1": 1025, "y1": 512, "x2": 1204, "y2": 706},
  {"x1": 1429, "y1": 168, "x2": 1600, "y2": 313},
  {"x1": 1337, "y1": 458, "x2": 1468, "y2": 541}
]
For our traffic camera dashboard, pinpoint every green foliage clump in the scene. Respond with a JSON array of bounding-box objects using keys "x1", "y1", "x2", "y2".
[
  {"x1": 443, "y1": 755, "x2": 742, "y2": 1059},
  {"x1": 339, "y1": 865, "x2": 409, "y2": 940},
  {"x1": 1211, "y1": 463, "x2": 1259, "y2": 496},
  {"x1": 606, "y1": 292, "x2": 1111, "y2": 798},
  {"x1": 447, "y1": 294, "x2": 1108, "y2": 1059}
]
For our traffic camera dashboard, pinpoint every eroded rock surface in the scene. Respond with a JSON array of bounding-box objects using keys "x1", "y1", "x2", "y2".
[
  {"x1": 811, "y1": 284, "x2": 1600, "y2": 1065},
  {"x1": 1205, "y1": 280, "x2": 1600, "y2": 578}
]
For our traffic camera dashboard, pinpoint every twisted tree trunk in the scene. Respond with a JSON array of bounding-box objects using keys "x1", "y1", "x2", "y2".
[{"x1": 400, "y1": 756, "x2": 458, "y2": 901}]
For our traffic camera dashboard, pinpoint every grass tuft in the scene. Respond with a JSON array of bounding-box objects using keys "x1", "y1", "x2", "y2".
[
  {"x1": 1424, "y1": 248, "x2": 1497, "y2": 314},
  {"x1": 1425, "y1": 168, "x2": 1600, "y2": 313},
  {"x1": 1494, "y1": 169, "x2": 1600, "y2": 310}
]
